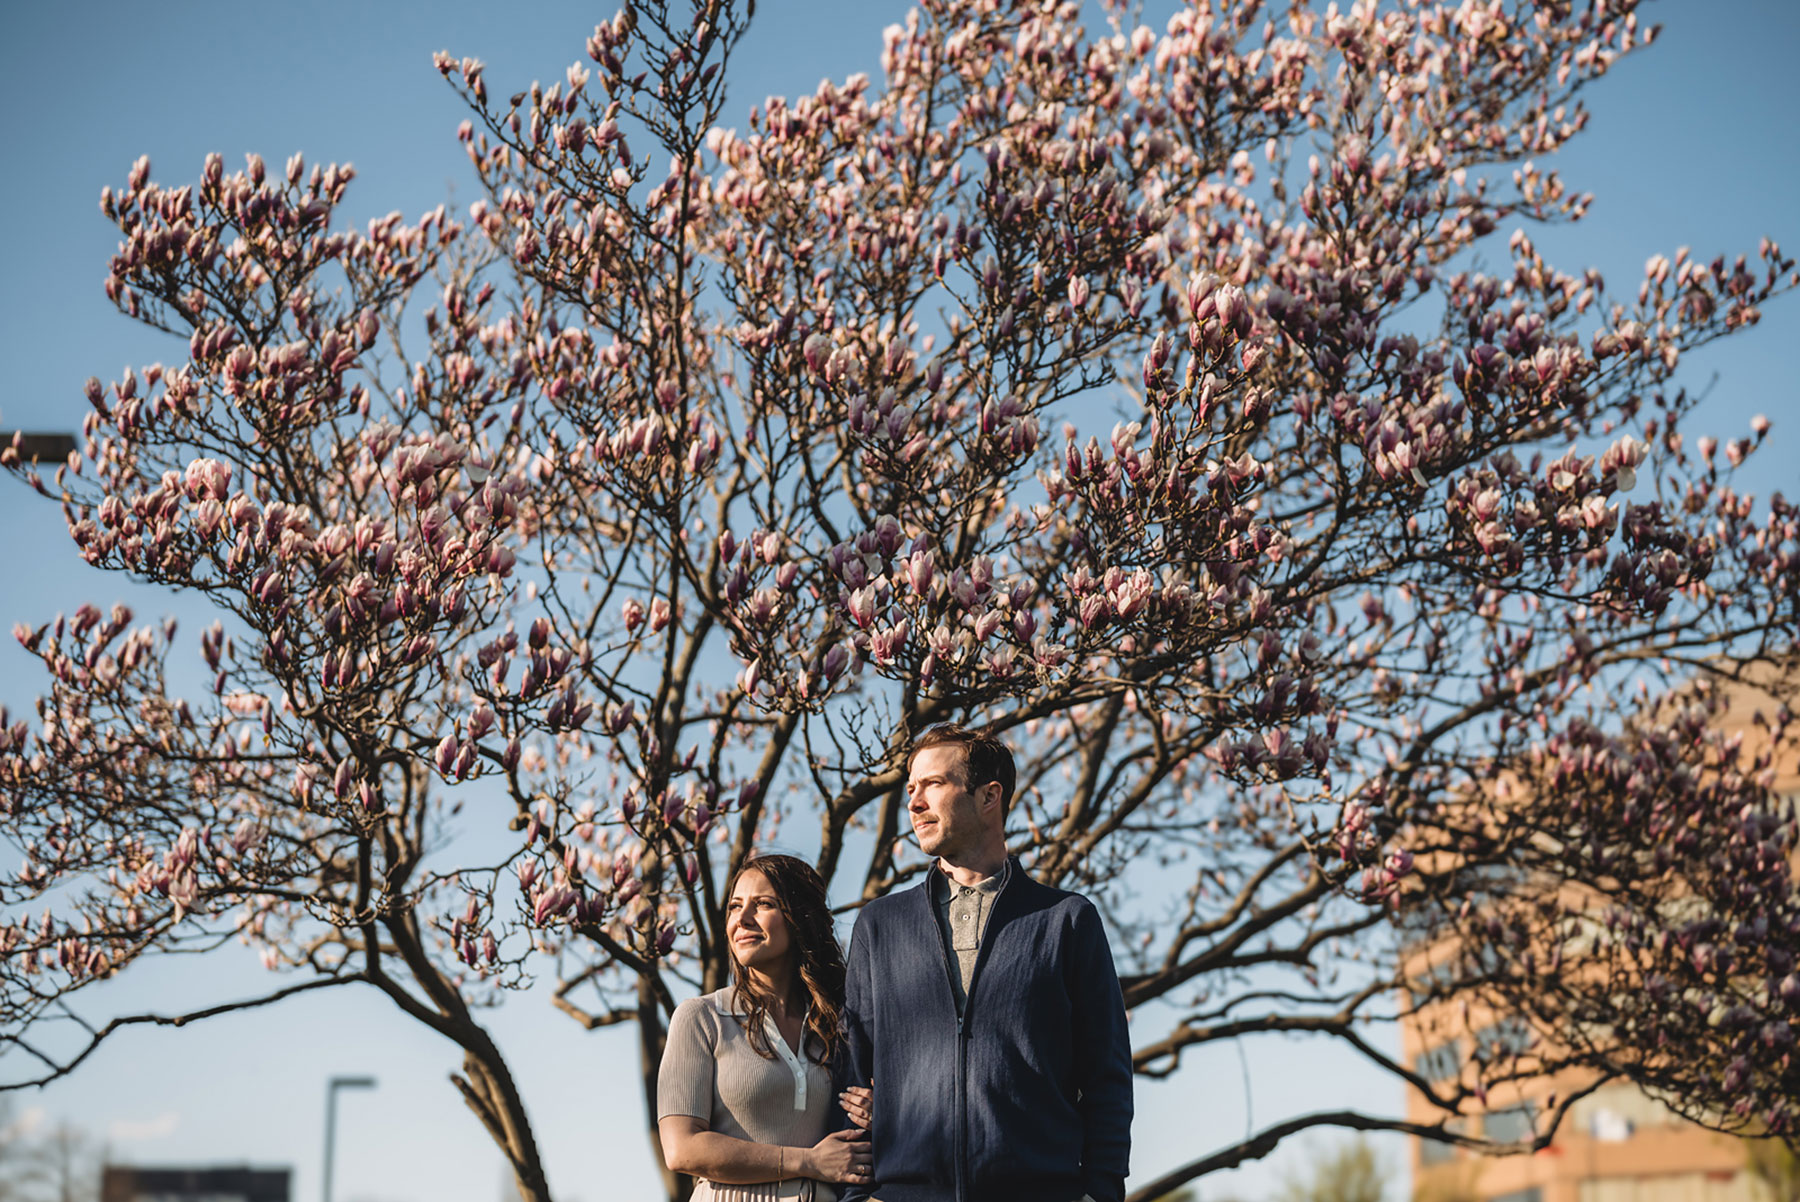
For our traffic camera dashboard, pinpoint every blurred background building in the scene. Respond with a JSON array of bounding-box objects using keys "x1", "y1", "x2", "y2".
[
  {"x1": 99, "y1": 1166, "x2": 291, "y2": 1202},
  {"x1": 1401, "y1": 665, "x2": 1799, "y2": 1202}
]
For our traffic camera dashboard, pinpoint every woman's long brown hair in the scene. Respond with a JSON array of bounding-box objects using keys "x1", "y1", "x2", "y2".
[{"x1": 725, "y1": 853, "x2": 846, "y2": 1067}]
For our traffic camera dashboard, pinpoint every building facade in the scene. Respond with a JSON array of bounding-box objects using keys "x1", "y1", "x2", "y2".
[
  {"x1": 1402, "y1": 666, "x2": 1798, "y2": 1202},
  {"x1": 100, "y1": 1166, "x2": 291, "y2": 1202}
]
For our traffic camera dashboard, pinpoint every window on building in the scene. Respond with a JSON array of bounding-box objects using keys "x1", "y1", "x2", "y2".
[
  {"x1": 1405, "y1": 945, "x2": 1506, "y2": 996},
  {"x1": 1419, "y1": 1119, "x2": 1465, "y2": 1166},
  {"x1": 1459, "y1": 941, "x2": 1505, "y2": 982},
  {"x1": 1406, "y1": 957, "x2": 1459, "y2": 998},
  {"x1": 1394, "y1": 895, "x2": 1453, "y2": 943},
  {"x1": 1420, "y1": 1139, "x2": 1456, "y2": 1167},
  {"x1": 1414, "y1": 1039, "x2": 1461, "y2": 1082},
  {"x1": 1489, "y1": 1189, "x2": 1542, "y2": 1202},
  {"x1": 1571, "y1": 1082, "x2": 1679, "y2": 1133},
  {"x1": 1484, "y1": 1102, "x2": 1538, "y2": 1144},
  {"x1": 1473, "y1": 1016, "x2": 1534, "y2": 1063}
]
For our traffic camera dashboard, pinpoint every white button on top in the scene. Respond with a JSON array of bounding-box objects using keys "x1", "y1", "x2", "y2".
[{"x1": 760, "y1": 1011, "x2": 810, "y2": 1111}]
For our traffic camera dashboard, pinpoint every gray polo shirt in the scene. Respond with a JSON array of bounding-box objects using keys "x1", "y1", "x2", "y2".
[{"x1": 930, "y1": 858, "x2": 1010, "y2": 1014}]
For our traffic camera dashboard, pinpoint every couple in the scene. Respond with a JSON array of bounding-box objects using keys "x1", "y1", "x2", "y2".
[{"x1": 657, "y1": 724, "x2": 1133, "y2": 1202}]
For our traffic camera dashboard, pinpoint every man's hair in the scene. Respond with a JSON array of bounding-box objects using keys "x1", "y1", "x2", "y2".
[{"x1": 908, "y1": 723, "x2": 1016, "y2": 812}]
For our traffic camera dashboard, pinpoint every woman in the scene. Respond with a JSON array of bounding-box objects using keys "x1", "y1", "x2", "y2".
[{"x1": 657, "y1": 854, "x2": 873, "y2": 1200}]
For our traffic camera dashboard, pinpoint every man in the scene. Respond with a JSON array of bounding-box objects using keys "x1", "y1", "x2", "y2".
[{"x1": 839, "y1": 723, "x2": 1133, "y2": 1202}]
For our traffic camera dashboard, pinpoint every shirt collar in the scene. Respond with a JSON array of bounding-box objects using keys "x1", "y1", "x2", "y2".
[
  {"x1": 932, "y1": 855, "x2": 1010, "y2": 898},
  {"x1": 715, "y1": 984, "x2": 811, "y2": 1025}
]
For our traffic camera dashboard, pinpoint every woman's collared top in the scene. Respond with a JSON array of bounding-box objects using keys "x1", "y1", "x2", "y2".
[{"x1": 657, "y1": 985, "x2": 838, "y2": 1202}]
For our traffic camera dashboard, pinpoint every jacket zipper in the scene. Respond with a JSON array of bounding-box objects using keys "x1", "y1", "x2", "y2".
[
  {"x1": 956, "y1": 1010, "x2": 968, "y2": 1202},
  {"x1": 941, "y1": 862, "x2": 1014, "y2": 1202},
  {"x1": 932, "y1": 899, "x2": 967, "y2": 1202}
]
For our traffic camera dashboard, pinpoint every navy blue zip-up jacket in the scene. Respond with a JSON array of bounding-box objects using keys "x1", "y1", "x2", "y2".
[{"x1": 839, "y1": 858, "x2": 1132, "y2": 1202}]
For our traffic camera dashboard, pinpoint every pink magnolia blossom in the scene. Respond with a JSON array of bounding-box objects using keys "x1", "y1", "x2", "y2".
[{"x1": 4, "y1": 4, "x2": 1796, "y2": 1198}]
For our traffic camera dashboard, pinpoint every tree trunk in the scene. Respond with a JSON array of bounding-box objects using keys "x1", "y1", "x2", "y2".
[
  {"x1": 638, "y1": 975, "x2": 692, "y2": 1202},
  {"x1": 452, "y1": 1039, "x2": 555, "y2": 1202}
]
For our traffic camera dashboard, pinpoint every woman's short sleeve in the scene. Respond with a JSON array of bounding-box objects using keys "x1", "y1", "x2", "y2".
[{"x1": 656, "y1": 997, "x2": 717, "y2": 1122}]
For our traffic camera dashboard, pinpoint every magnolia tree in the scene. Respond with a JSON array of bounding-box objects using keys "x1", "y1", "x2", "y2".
[{"x1": 3, "y1": 0, "x2": 1797, "y2": 1199}]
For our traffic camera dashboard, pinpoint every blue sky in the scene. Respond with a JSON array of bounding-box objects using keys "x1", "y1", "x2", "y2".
[{"x1": 1, "y1": 2, "x2": 1796, "y2": 1201}]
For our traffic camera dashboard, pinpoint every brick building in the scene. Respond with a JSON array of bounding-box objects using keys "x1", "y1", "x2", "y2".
[{"x1": 1400, "y1": 664, "x2": 1798, "y2": 1202}]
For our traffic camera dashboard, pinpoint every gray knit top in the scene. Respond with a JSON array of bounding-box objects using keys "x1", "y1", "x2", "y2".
[{"x1": 657, "y1": 986, "x2": 838, "y2": 1202}]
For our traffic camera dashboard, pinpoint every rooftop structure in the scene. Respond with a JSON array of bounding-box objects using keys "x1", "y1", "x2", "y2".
[{"x1": 100, "y1": 1165, "x2": 291, "y2": 1202}]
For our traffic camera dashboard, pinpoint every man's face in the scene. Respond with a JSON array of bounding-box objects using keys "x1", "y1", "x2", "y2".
[{"x1": 907, "y1": 744, "x2": 997, "y2": 862}]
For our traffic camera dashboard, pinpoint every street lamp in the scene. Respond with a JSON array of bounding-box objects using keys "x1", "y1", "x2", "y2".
[{"x1": 323, "y1": 1075, "x2": 377, "y2": 1202}]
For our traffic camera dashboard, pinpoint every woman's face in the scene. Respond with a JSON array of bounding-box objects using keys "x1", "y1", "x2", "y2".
[{"x1": 726, "y1": 868, "x2": 792, "y2": 973}]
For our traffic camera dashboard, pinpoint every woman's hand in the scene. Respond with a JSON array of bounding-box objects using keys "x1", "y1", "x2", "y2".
[
  {"x1": 803, "y1": 1128, "x2": 872, "y2": 1185},
  {"x1": 839, "y1": 1084, "x2": 873, "y2": 1131}
]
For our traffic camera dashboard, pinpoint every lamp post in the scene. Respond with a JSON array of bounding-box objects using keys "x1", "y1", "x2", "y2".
[{"x1": 323, "y1": 1075, "x2": 377, "y2": 1202}]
